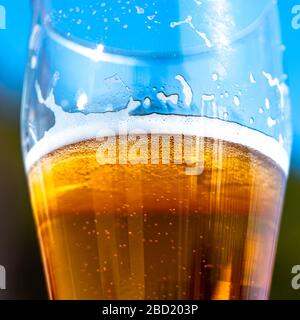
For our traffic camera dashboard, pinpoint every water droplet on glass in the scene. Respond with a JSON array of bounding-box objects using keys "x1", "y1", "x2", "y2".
[
  {"x1": 212, "y1": 73, "x2": 219, "y2": 81},
  {"x1": 144, "y1": 97, "x2": 151, "y2": 107},
  {"x1": 249, "y1": 72, "x2": 256, "y2": 84},
  {"x1": 175, "y1": 75, "x2": 193, "y2": 106},
  {"x1": 77, "y1": 92, "x2": 88, "y2": 111},
  {"x1": 233, "y1": 96, "x2": 240, "y2": 107},
  {"x1": 265, "y1": 98, "x2": 270, "y2": 110},
  {"x1": 267, "y1": 117, "x2": 276, "y2": 128},
  {"x1": 31, "y1": 55, "x2": 37, "y2": 69},
  {"x1": 279, "y1": 134, "x2": 284, "y2": 146},
  {"x1": 135, "y1": 6, "x2": 145, "y2": 14}
]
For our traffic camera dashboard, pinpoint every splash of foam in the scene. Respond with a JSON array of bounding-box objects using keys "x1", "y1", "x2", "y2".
[
  {"x1": 26, "y1": 81, "x2": 290, "y2": 176},
  {"x1": 157, "y1": 92, "x2": 179, "y2": 105},
  {"x1": 262, "y1": 71, "x2": 288, "y2": 110},
  {"x1": 170, "y1": 16, "x2": 212, "y2": 48},
  {"x1": 175, "y1": 75, "x2": 193, "y2": 107}
]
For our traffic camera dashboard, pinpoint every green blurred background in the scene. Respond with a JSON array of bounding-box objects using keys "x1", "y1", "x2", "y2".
[{"x1": 0, "y1": 0, "x2": 299, "y2": 299}]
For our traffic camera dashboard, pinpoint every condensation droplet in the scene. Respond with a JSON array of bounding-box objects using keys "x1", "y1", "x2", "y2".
[
  {"x1": 77, "y1": 92, "x2": 88, "y2": 110},
  {"x1": 135, "y1": 6, "x2": 145, "y2": 14},
  {"x1": 259, "y1": 107, "x2": 264, "y2": 114},
  {"x1": 279, "y1": 134, "x2": 284, "y2": 146},
  {"x1": 31, "y1": 55, "x2": 37, "y2": 69},
  {"x1": 212, "y1": 73, "x2": 219, "y2": 81},
  {"x1": 249, "y1": 117, "x2": 254, "y2": 124},
  {"x1": 175, "y1": 74, "x2": 193, "y2": 106},
  {"x1": 202, "y1": 94, "x2": 215, "y2": 102},
  {"x1": 233, "y1": 96, "x2": 240, "y2": 107},
  {"x1": 223, "y1": 112, "x2": 229, "y2": 120},
  {"x1": 267, "y1": 117, "x2": 276, "y2": 128},
  {"x1": 194, "y1": 0, "x2": 202, "y2": 5},
  {"x1": 265, "y1": 98, "x2": 270, "y2": 110},
  {"x1": 144, "y1": 97, "x2": 151, "y2": 107},
  {"x1": 250, "y1": 72, "x2": 256, "y2": 84}
]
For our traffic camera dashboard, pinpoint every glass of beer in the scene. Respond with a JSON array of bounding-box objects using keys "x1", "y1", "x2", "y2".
[{"x1": 22, "y1": 0, "x2": 292, "y2": 300}]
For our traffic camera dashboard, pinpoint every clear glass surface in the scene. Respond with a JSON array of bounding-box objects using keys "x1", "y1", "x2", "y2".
[{"x1": 22, "y1": 0, "x2": 291, "y2": 300}]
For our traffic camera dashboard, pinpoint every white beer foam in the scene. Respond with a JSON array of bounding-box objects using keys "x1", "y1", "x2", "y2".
[{"x1": 25, "y1": 84, "x2": 290, "y2": 175}]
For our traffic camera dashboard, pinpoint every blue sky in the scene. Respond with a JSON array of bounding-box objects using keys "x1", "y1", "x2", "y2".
[{"x1": 278, "y1": 0, "x2": 300, "y2": 170}]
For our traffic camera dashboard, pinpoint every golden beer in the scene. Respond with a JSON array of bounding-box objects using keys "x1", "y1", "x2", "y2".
[{"x1": 28, "y1": 133, "x2": 286, "y2": 300}]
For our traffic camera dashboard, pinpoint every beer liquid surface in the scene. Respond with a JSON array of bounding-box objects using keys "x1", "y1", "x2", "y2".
[{"x1": 28, "y1": 134, "x2": 286, "y2": 300}]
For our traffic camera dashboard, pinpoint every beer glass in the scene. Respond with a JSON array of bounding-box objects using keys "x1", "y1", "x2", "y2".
[{"x1": 22, "y1": 0, "x2": 292, "y2": 300}]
